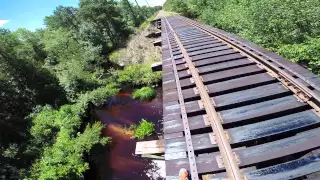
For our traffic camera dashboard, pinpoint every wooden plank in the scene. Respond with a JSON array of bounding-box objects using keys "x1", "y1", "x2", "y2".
[
  {"x1": 200, "y1": 65, "x2": 265, "y2": 84},
  {"x1": 184, "y1": 83, "x2": 291, "y2": 114},
  {"x1": 176, "y1": 63, "x2": 189, "y2": 71},
  {"x1": 181, "y1": 73, "x2": 276, "y2": 101},
  {"x1": 164, "y1": 132, "x2": 184, "y2": 140},
  {"x1": 194, "y1": 53, "x2": 245, "y2": 67},
  {"x1": 165, "y1": 133, "x2": 217, "y2": 154},
  {"x1": 245, "y1": 153, "x2": 320, "y2": 180},
  {"x1": 135, "y1": 140, "x2": 165, "y2": 155},
  {"x1": 179, "y1": 33, "x2": 206, "y2": 39},
  {"x1": 229, "y1": 110, "x2": 320, "y2": 143},
  {"x1": 178, "y1": 33, "x2": 206, "y2": 38},
  {"x1": 180, "y1": 65, "x2": 265, "y2": 88},
  {"x1": 163, "y1": 89, "x2": 179, "y2": 102},
  {"x1": 219, "y1": 95, "x2": 306, "y2": 125},
  {"x1": 163, "y1": 114, "x2": 208, "y2": 134},
  {"x1": 163, "y1": 71, "x2": 175, "y2": 82},
  {"x1": 179, "y1": 33, "x2": 207, "y2": 39},
  {"x1": 184, "y1": 39, "x2": 221, "y2": 49},
  {"x1": 172, "y1": 50, "x2": 182, "y2": 56},
  {"x1": 202, "y1": 167, "x2": 256, "y2": 180},
  {"x1": 173, "y1": 54, "x2": 183, "y2": 60},
  {"x1": 186, "y1": 42, "x2": 225, "y2": 53},
  {"x1": 163, "y1": 101, "x2": 181, "y2": 116},
  {"x1": 163, "y1": 113, "x2": 181, "y2": 122},
  {"x1": 163, "y1": 119, "x2": 184, "y2": 134},
  {"x1": 206, "y1": 73, "x2": 276, "y2": 94},
  {"x1": 196, "y1": 58, "x2": 254, "y2": 75},
  {"x1": 166, "y1": 152, "x2": 221, "y2": 176},
  {"x1": 163, "y1": 79, "x2": 177, "y2": 91},
  {"x1": 212, "y1": 83, "x2": 291, "y2": 108},
  {"x1": 165, "y1": 152, "x2": 187, "y2": 160},
  {"x1": 191, "y1": 49, "x2": 236, "y2": 61},
  {"x1": 175, "y1": 58, "x2": 185, "y2": 65},
  {"x1": 188, "y1": 45, "x2": 230, "y2": 56},
  {"x1": 237, "y1": 128, "x2": 320, "y2": 167},
  {"x1": 182, "y1": 37, "x2": 215, "y2": 46}
]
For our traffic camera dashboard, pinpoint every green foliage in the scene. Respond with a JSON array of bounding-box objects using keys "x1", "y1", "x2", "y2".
[
  {"x1": 277, "y1": 37, "x2": 320, "y2": 75},
  {"x1": 0, "y1": 27, "x2": 66, "y2": 179},
  {"x1": 164, "y1": 0, "x2": 320, "y2": 75},
  {"x1": 1, "y1": 1, "x2": 160, "y2": 179},
  {"x1": 163, "y1": 0, "x2": 195, "y2": 17},
  {"x1": 28, "y1": 83, "x2": 118, "y2": 179},
  {"x1": 75, "y1": 83, "x2": 120, "y2": 113},
  {"x1": 130, "y1": 119, "x2": 155, "y2": 139},
  {"x1": 139, "y1": 13, "x2": 157, "y2": 31},
  {"x1": 44, "y1": 6, "x2": 78, "y2": 30},
  {"x1": 114, "y1": 64, "x2": 161, "y2": 86},
  {"x1": 132, "y1": 87, "x2": 156, "y2": 101},
  {"x1": 109, "y1": 49, "x2": 124, "y2": 64},
  {"x1": 29, "y1": 106, "x2": 110, "y2": 179}
]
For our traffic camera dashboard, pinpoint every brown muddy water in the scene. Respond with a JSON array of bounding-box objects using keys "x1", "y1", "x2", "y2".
[{"x1": 92, "y1": 87, "x2": 165, "y2": 180}]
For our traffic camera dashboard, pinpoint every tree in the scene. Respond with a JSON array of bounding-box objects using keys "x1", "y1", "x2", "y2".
[
  {"x1": 0, "y1": 28, "x2": 66, "y2": 179},
  {"x1": 0, "y1": 1, "x2": 161, "y2": 179},
  {"x1": 45, "y1": 6, "x2": 79, "y2": 31},
  {"x1": 79, "y1": 0, "x2": 131, "y2": 56},
  {"x1": 28, "y1": 105, "x2": 111, "y2": 180},
  {"x1": 119, "y1": 0, "x2": 139, "y2": 26}
]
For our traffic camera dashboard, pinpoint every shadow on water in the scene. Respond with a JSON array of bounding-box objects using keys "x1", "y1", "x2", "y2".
[{"x1": 91, "y1": 87, "x2": 165, "y2": 180}]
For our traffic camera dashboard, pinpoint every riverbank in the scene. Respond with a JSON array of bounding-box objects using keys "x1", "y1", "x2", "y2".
[{"x1": 89, "y1": 88, "x2": 165, "y2": 180}]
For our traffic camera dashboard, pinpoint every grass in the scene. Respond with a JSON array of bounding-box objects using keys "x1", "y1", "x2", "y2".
[
  {"x1": 139, "y1": 13, "x2": 158, "y2": 32},
  {"x1": 109, "y1": 49, "x2": 124, "y2": 64},
  {"x1": 130, "y1": 119, "x2": 155, "y2": 139},
  {"x1": 132, "y1": 86, "x2": 156, "y2": 101},
  {"x1": 108, "y1": 29, "x2": 161, "y2": 66},
  {"x1": 154, "y1": 10, "x2": 179, "y2": 19},
  {"x1": 110, "y1": 64, "x2": 161, "y2": 87}
]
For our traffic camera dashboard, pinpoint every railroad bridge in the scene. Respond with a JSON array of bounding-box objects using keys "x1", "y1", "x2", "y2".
[{"x1": 144, "y1": 16, "x2": 320, "y2": 180}]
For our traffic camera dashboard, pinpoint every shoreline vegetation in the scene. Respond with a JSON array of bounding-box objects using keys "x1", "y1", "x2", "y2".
[
  {"x1": 123, "y1": 119, "x2": 156, "y2": 140},
  {"x1": 132, "y1": 87, "x2": 157, "y2": 101},
  {"x1": 0, "y1": 0, "x2": 162, "y2": 179}
]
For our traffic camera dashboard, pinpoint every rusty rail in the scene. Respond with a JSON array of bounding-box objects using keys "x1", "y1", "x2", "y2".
[{"x1": 163, "y1": 18, "x2": 200, "y2": 180}]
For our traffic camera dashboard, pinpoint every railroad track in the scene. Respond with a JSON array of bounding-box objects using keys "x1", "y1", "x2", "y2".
[{"x1": 160, "y1": 15, "x2": 320, "y2": 180}]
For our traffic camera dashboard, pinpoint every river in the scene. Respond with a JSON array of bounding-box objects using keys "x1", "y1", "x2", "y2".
[{"x1": 92, "y1": 87, "x2": 165, "y2": 180}]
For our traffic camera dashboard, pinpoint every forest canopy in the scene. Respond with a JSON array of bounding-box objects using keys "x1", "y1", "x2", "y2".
[{"x1": 0, "y1": 1, "x2": 161, "y2": 179}]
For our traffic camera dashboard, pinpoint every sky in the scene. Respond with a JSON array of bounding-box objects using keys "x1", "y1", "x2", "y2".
[{"x1": 0, "y1": 0, "x2": 164, "y2": 31}]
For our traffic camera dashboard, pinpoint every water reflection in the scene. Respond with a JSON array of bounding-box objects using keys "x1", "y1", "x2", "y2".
[{"x1": 94, "y1": 88, "x2": 164, "y2": 180}]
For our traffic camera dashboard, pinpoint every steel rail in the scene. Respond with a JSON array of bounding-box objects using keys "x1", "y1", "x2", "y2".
[
  {"x1": 179, "y1": 16, "x2": 320, "y2": 111},
  {"x1": 162, "y1": 19, "x2": 200, "y2": 180},
  {"x1": 164, "y1": 17, "x2": 244, "y2": 180}
]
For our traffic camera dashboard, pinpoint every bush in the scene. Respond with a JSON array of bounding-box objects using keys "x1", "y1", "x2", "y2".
[
  {"x1": 28, "y1": 83, "x2": 118, "y2": 179},
  {"x1": 132, "y1": 87, "x2": 156, "y2": 101},
  {"x1": 115, "y1": 64, "x2": 161, "y2": 86},
  {"x1": 75, "y1": 83, "x2": 120, "y2": 113},
  {"x1": 130, "y1": 119, "x2": 155, "y2": 139},
  {"x1": 109, "y1": 49, "x2": 124, "y2": 64},
  {"x1": 29, "y1": 104, "x2": 111, "y2": 180},
  {"x1": 278, "y1": 37, "x2": 320, "y2": 75}
]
